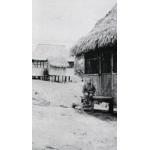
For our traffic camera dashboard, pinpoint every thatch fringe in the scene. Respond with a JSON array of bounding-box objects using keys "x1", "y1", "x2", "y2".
[
  {"x1": 71, "y1": 4, "x2": 117, "y2": 56},
  {"x1": 48, "y1": 57, "x2": 69, "y2": 68},
  {"x1": 32, "y1": 44, "x2": 68, "y2": 68}
]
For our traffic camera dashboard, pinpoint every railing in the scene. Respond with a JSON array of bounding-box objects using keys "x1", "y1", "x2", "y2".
[{"x1": 32, "y1": 75, "x2": 72, "y2": 83}]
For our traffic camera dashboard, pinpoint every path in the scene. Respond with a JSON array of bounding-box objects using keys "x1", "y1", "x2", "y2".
[{"x1": 32, "y1": 80, "x2": 116, "y2": 150}]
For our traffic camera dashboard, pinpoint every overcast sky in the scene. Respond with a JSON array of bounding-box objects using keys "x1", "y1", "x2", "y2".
[{"x1": 33, "y1": 0, "x2": 116, "y2": 51}]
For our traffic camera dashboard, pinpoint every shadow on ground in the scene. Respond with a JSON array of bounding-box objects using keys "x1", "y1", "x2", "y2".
[
  {"x1": 86, "y1": 109, "x2": 117, "y2": 121},
  {"x1": 75, "y1": 108, "x2": 117, "y2": 122}
]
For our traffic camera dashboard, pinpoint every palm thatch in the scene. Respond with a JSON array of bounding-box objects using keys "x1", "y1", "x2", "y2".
[
  {"x1": 32, "y1": 44, "x2": 68, "y2": 68},
  {"x1": 71, "y1": 4, "x2": 117, "y2": 56},
  {"x1": 48, "y1": 56, "x2": 69, "y2": 68}
]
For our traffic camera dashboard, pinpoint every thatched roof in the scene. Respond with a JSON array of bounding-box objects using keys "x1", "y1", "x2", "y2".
[
  {"x1": 71, "y1": 4, "x2": 117, "y2": 56},
  {"x1": 67, "y1": 57, "x2": 74, "y2": 62},
  {"x1": 32, "y1": 44, "x2": 67, "y2": 59},
  {"x1": 32, "y1": 44, "x2": 68, "y2": 68},
  {"x1": 49, "y1": 56, "x2": 69, "y2": 68}
]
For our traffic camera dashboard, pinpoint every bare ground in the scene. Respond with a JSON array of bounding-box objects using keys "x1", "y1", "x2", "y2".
[{"x1": 32, "y1": 80, "x2": 117, "y2": 150}]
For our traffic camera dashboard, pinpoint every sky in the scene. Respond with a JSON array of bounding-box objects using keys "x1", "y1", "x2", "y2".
[{"x1": 32, "y1": 0, "x2": 116, "y2": 52}]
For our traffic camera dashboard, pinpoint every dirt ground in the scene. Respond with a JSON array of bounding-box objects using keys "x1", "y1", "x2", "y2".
[{"x1": 32, "y1": 80, "x2": 117, "y2": 150}]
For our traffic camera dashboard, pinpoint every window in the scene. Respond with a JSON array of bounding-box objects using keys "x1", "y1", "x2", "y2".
[
  {"x1": 84, "y1": 50, "x2": 116, "y2": 74},
  {"x1": 101, "y1": 51, "x2": 111, "y2": 73},
  {"x1": 85, "y1": 58, "x2": 99, "y2": 74}
]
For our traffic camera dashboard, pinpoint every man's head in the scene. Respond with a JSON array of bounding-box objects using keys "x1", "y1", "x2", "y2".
[{"x1": 87, "y1": 78, "x2": 92, "y2": 85}]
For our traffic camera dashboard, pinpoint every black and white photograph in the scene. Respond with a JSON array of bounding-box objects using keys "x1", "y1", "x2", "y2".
[
  {"x1": 32, "y1": 0, "x2": 117, "y2": 150},
  {"x1": 1, "y1": 0, "x2": 150, "y2": 150}
]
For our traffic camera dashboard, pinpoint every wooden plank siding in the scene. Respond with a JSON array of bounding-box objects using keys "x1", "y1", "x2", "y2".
[
  {"x1": 84, "y1": 73, "x2": 117, "y2": 105},
  {"x1": 84, "y1": 74, "x2": 101, "y2": 96},
  {"x1": 101, "y1": 74, "x2": 112, "y2": 96},
  {"x1": 83, "y1": 48, "x2": 117, "y2": 104},
  {"x1": 112, "y1": 73, "x2": 117, "y2": 104}
]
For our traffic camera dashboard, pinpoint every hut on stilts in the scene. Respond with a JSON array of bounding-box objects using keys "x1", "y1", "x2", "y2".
[
  {"x1": 32, "y1": 44, "x2": 71, "y2": 82},
  {"x1": 66, "y1": 57, "x2": 75, "y2": 81},
  {"x1": 48, "y1": 57, "x2": 69, "y2": 82},
  {"x1": 71, "y1": 4, "x2": 117, "y2": 106}
]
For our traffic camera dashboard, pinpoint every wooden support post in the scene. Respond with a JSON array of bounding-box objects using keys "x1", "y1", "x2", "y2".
[
  {"x1": 69, "y1": 76, "x2": 70, "y2": 82},
  {"x1": 58, "y1": 76, "x2": 59, "y2": 82},
  {"x1": 62, "y1": 76, "x2": 64, "y2": 83},
  {"x1": 108, "y1": 99, "x2": 114, "y2": 114},
  {"x1": 65, "y1": 76, "x2": 67, "y2": 83},
  {"x1": 56, "y1": 76, "x2": 57, "y2": 82},
  {"x1": 111, "y1": 53, "x2": 114, "y2": 97}
]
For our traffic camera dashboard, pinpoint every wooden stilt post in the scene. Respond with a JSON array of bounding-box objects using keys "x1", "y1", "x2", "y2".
[
  {"x1": 62, "y1": 76, "x2": 63, "y2": 83},
  {"x1": 69, "y1": 76, "x2": 70, "y2": 82},
  {"x1": 58, "y1": 76, "x2": 59, "y2": 82},
  {"x1": 109, "y1": 98, "x2": 114, "y2": 114}
]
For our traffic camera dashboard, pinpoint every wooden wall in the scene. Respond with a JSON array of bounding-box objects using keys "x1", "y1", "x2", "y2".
[
  {"x1": 112, "y1": 73, "x2": 117, "y2": 104},
  {"x1": 83, "y1": 46, "x2": 117, "y2": 104},
  {"x1": 84, "y1": 73, "x2": 117, "y2": 104},
  {"x1": 83, "y1": 74, "x2": 101, "y2": 96},
  {"x1": 101, "y1": 74, "x2": 112, "y2": 96}
]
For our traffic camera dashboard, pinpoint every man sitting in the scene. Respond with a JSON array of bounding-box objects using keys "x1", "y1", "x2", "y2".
[{"x1": 82, "y1": 78, "x2": 96, "y2": 109}]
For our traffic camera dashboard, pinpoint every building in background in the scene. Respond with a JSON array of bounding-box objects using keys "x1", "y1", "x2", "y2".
[
  {"x1": 66, "y1": 57, "x2": 75, "y2": 77},
  {"x1": 32, "y1": 59, "x2": 48, "y2": 80},
  {"x1": 32, "y1": 44, "x2": 73, "y2": 82},
  {"x1": 48, "y1": 56, "x2": 69, "y2": 82}
]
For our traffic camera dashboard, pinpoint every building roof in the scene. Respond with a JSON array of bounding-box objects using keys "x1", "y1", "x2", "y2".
[
  {"x1": 32, "y1": 44, "x2": 67, "y2": 59},
  {"x1": 67, "y1": 57, "x2": 74, "y2": 62},
  {"x1": 49, "y1": 56, "x2": 69, "y2": 68},
  {"x1": 32, "y1": 44, "x2": 68, "y2": 68},
  {"x1": 70, "y1": 4, "x2": 117, "y2": 56}
]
